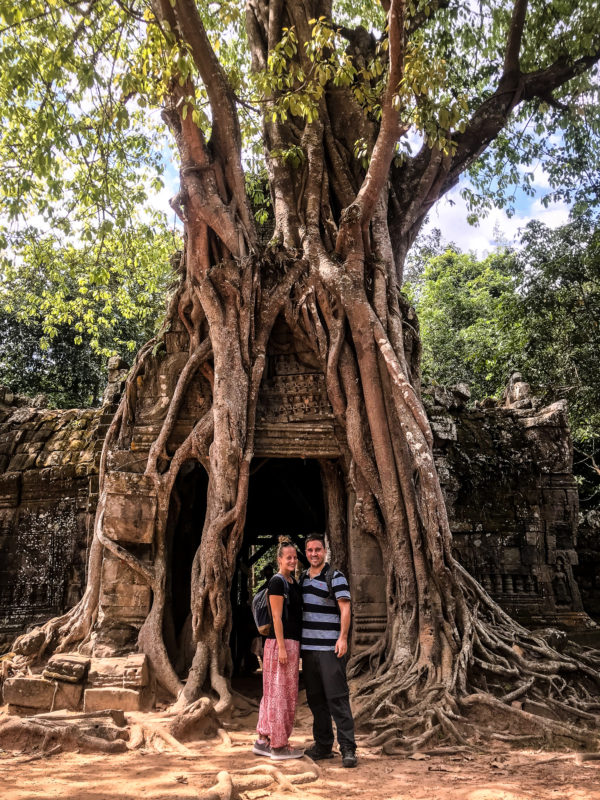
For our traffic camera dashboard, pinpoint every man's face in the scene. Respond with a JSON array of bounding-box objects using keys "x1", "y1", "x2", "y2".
[{"x1": 306, "y1": 539, "x2": 326, "y2": 570}]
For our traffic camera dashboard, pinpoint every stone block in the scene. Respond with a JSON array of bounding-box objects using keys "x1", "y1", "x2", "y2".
[
  {"x1": 430, "y1": 416, "x2": 458, "y2": 442},
  {"x1": 0, "y1": 472, "x2": 21, "y2": 507},
  {"x1": 54, "y1": 681, "x2": 84, "y2": 710},
  {"x1": 43, "y1": 654, "x2": 90, "y2": 683},
  {"x1": 101, "y1": 553, "x2": 146, "y2": 586},
  {"x1": 3, "y1": 677, "x2": 54, "y2": 709},
  {"x1": 525, "y1": 531, "x2": 539, "y2": 546},
  {"x1": 99, "y1": 583, "x2": 152, "y2": 621},
  {"x1": 88, "y1": 653, "x2": 149, "y2": 689},
  {"x1": 0, "y1": 677, "x2": 81, "y2": 711},
  {"x1": 502, "y1": 547, "x2": 522, "y2": 568},
  {"x1": 84, "y1": 687, "x2": 142, "y2": 712},
  {"x1": 103, "y1": 472, "x2": 157, "y2": 544}
]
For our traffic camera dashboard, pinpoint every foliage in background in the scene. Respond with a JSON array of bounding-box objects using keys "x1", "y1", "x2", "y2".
[
  {"x1": 0, "y1": 0, "x2": 598, "y2": 410},
  {"x1": 409, "y1": 217, "x2": 600, "y2": 435},
  {"x1": 1, "y1": 0, "x2": 598, "y2": 245},
  {"x1": 510, "y1": 217, "x2": 600, "y2": 508},
  {"x1": 405, "y1": 248, "x2": 525, "y2": 399},
  {"x1": 509, "y1": 216, "x2": 600, "y2": 441},
  {"x1": 408, "y1": 215, "x2": 600, "y2": 504},
  {"x1": 0, "y1": 312, "x2": 106, "y2": 407},
  {"x1": 0, "y1": 219, "x2": 177, "y2": 406}
]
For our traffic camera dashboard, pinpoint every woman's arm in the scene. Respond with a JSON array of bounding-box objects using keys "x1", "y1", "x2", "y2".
[{"x1": 269, "y1": 594, "x2": 287, "y2": 664}]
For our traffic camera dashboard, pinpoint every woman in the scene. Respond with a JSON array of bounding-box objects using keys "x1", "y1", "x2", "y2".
[{"x1": 253, "y1": 540, "x2": 304, "y2": 760}]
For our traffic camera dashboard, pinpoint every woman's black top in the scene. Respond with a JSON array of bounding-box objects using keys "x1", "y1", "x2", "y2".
[{"x1": 266, "y1": 574, "x2": 303, "y2": 641}]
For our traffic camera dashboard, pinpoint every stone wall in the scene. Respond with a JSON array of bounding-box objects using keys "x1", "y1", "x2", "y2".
[
  {"x1": 424, "y1": 380, "x2": 586, "y2": 629},
  {"x1": 575, "y1": 510, "x2": 600, "y2": 620},
  {"x1": 0, "y1": 359, "x2": 127, "y2": 653},
  {"x1": 0, "y1": 370, "x2": 595, "y2": 654}
]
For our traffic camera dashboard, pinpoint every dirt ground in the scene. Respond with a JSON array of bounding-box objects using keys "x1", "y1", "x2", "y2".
[{"x1": 2, "y1": 697, "x2": 600, "y2": 800}]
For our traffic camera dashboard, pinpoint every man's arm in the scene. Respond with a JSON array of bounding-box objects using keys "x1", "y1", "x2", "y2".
[{"x1": 335, "y1": 598, "x2": 351, "y2": 658}]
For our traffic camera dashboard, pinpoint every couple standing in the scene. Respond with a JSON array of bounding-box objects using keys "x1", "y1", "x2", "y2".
[{"x1": 253, "y1": 535, "x2": 357, "y2": 767}]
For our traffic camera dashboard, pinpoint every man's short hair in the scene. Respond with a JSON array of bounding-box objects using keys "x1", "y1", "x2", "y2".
[{"x1": 305, "y1": 533, "x2": 325, "y2": 548}]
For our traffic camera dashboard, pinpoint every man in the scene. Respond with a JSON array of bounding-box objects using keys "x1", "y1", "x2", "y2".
[{"x1": 300, "y1": 534, "x2": 357, "y2": 768}]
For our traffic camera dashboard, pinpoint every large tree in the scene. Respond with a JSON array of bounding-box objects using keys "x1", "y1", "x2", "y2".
[{"x1": 4, "y1": 0, "x2": 600, "y2": 748}]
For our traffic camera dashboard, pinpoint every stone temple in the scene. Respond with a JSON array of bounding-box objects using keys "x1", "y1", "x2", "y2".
[{"x1": 0, "y1": 318, "x2": 597, "y2": 712}]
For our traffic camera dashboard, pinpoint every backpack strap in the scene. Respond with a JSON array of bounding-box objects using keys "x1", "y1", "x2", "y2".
[
  {"x1": 300, "y1": 565, "x2": 336, "y2": 600},
  {"x1": 267, "y1": 573, "x2": 290, "y2": 625},
  {"x1": 273, "y1": 572, "x2": 290, "y2": 599},
  {"x1": 324, "y1": 564, "x2": 336, "y2": 602}
]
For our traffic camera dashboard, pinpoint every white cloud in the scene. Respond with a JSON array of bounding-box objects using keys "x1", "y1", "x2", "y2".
[{"x1": 422, "y1": 183, "x2": 570, "y2": 256}]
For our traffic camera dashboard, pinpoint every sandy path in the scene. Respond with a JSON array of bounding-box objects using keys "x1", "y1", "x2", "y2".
[{"x1": 2, "y1": 707, "x2": 600, "y2": 800}]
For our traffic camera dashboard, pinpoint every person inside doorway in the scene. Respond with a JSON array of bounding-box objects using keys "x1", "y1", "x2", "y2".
[
  {"x1": 300, "y1": 534, "x2": 357, "y2": 767},
  {"x1": 253, "y1": 540, "x2": 304, "y2": 760}
]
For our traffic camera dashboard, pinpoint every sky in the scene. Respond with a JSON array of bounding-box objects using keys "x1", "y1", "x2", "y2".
[{"x1": 422, "y1": 181, "x2": 571, "y2": 256}]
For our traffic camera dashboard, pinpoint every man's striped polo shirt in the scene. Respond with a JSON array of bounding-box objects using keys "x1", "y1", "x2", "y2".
[{"x1": 300, "y1": 564, "x2": 351, "y2": 651}]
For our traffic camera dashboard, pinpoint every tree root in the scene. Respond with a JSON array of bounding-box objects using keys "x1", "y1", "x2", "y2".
[
  {"x1": 197, "y1": 757, "x2": 320, "y2": 800},
  {"x1": 0, "y1": 698, "x2": 232, "y2": 759},
  {"x1": 167, "y1": 696, "x2": 222, "y2": 742},
  {"x1": 351, "y1": 559, "x2": 600, "y2": 753},
  {"x1": 9, "y1": 743, "x2": 63, "y2": 764},
  {"x1": 0, "y1": 716, "x2": 128, "y2": 754},
  {"x1": 140, "y1": 723, "x2": 196, "y2": 755}
]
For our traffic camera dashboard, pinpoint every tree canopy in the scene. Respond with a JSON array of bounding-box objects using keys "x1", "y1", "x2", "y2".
[
  {"x1": 0, "y1": 220, "x2": 176, "y2": 405},
  {"x1": 1, "y1": 0, "x2": 598, "y2": 253},
  {"x1": 409, "y1": 215, "x2": 600, "y2": 440}
]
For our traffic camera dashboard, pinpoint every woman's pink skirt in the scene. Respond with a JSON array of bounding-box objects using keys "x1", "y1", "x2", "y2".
[{"x1": 256, "y1": 638, "x2": 300, "y2": 748}]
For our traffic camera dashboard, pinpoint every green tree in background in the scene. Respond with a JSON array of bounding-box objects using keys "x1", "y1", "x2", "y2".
[
  {"x1": 410, "y1": 216, "x2": 600, "y2": 506},
  {"x1": 0, "y1": 220, "x2": 176, "y2": 406},
  {"x1": 410, "y1": 216, "x2": 600, "y2": 436},
  {"x1": 511, "y1": 216, "x2": 600, "y2": 440},
  {"x1": 408, "y1": 248, "x2": 524, "y2": 398}
]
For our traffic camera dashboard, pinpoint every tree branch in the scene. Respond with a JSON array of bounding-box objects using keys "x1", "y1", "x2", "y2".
[
  {"x1": 388, "y1": 43, "x2": 600, "y2": 253},
  {"x1": 502, "y1": 0, "x2": 528, "y2": 86},
  {"x1": 170, "y1": 0, "x2": 255, "y2": 245},
  {"x1": 350, "y1": 0, "x2": 407, "y2": 232}
]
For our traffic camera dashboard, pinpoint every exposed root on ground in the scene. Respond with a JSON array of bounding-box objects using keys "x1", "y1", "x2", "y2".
[
  {"x1": 197, "y1": 757, "x2": 320, "y2": 800},
  {"x1": 0, "y1": 714, "x2": 128, "y2": 754},
  {"x1": 351, "y1": 567, "x2": 600, "y2": 753},
  {"x1": 0, "y1": 702, "x2": 231, "y2": 758}
]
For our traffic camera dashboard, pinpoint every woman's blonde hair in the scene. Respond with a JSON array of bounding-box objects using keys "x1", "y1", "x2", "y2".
[{"x1": 276, "y1": 536, "x2": 295, "y2": 560}]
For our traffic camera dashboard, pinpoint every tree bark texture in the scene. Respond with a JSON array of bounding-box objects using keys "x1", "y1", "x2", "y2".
[{"x1": 13, "y1": 0, "x2": 600, "y2": 748}]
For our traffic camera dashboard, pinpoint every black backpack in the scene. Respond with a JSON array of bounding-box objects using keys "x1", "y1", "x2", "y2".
[{"x1": 251, "y1": 573, "x2": 289, "y2": 636}]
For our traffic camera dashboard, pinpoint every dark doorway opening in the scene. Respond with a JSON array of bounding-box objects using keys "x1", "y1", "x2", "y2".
[
  {"x1": 165, "y1": 460, "x2": 208, "y2": 676},
  {"x1": 164, "y1": 457, "x2": 328, "y2": 686},
  {"x1": 231, "y1": 458, "x2": 326, "y2": 690}
]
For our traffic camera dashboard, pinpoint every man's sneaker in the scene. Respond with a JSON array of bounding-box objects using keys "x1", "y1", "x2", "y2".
[
  {"x1": 252, "y1": 739, "x2": 271, "y2": 757},
  {"x1": 304, "y1": 744, "x2": 335, "y2": 761},
  {"x1": 341, "y1": 748, "x2": 357, "y2": 768},
  {"x1": 270, "y1": 745, "x2": 304, "y2": 760}
]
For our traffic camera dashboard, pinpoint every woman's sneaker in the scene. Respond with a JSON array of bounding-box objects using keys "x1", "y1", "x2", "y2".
[
  {"x1": 341, "y1": 747, "x2": 357, "y2": 768},
  {"x1": 252, "y1": 739, "x2": 271, "y2": 757},
  {"x1": 270, "y1": 745, "x2": 304, "y2": 760}
]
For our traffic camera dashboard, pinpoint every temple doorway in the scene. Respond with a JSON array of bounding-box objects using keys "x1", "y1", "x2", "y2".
[
  {"x1": 230, "y1": 457, "x2": 326, "y2": 684},
  {"x1": 165, "y1": 457, "x2": 328, "y2": 683}
]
